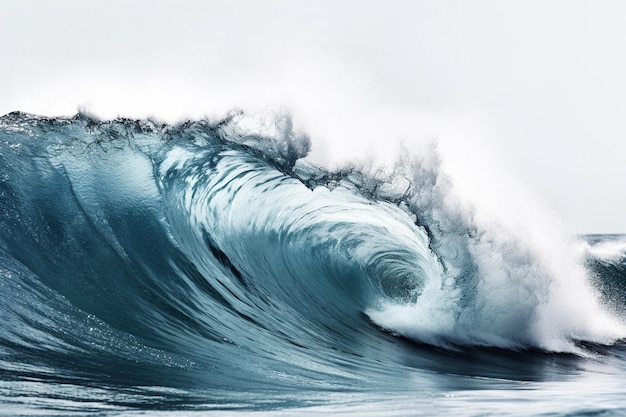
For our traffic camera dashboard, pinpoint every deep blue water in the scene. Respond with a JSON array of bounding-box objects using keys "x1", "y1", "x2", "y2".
[{"x1": 1, "y1": 111, "x2": 626, "y2": 416}]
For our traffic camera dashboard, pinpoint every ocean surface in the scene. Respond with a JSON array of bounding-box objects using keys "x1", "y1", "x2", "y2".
[{"x1": 1, "y1": 111, "x2": 626, "y2": 416}]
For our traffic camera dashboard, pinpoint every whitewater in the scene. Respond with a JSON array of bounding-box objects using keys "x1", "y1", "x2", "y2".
[{"x1": 1, "y1": 110, "x2": 626, "y2": 416}]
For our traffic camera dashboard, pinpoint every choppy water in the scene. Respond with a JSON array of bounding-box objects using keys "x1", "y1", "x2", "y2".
[{"x1": 1, "y1": 111, "x2": 626, "y2": 416}]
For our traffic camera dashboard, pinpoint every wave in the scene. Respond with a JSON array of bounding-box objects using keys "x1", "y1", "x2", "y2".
[{"x1": 1, "y1": 111, "x2": 625, "y2": 396}]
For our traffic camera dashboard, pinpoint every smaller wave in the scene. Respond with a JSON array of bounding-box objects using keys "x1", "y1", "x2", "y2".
[
  {"x1": 582, "y1": 236, "x2": 626, "y2": 262},
  {"x1": 583, "y1": 235, "x2": 626, "y2": 320}
]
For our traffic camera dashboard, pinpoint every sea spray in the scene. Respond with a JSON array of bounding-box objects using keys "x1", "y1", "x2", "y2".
[{"x1": 365, "y1": 145, "x2": 626, "y2": 351}]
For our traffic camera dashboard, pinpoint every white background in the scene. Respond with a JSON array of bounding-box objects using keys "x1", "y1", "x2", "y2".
[{"x1": 1, "y1": 0, "x2": 625, "y2": 233}]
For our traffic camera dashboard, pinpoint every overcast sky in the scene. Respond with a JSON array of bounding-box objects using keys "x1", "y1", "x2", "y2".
[{"x1": 1, "y1": 0, "x2": 625, "y2": 233}]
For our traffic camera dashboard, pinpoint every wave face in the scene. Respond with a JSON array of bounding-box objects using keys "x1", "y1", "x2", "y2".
[{"x1": 1, "y1": 111, "x2": 626, "y2": 414}]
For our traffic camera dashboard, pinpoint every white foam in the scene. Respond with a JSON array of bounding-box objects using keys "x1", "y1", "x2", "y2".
[{"x1": 366, "y1": 147, "x2": 626, "y2": 352}]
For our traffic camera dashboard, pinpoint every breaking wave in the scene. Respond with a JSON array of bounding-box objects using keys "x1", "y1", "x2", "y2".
[{"x1": 1, "y1": 111, "x2": 625, "y2": 412}]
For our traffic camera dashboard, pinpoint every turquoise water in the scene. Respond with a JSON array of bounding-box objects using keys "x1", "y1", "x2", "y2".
[{"x1": 1, "y1": 112, "x2": 625, "y2": 416}]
